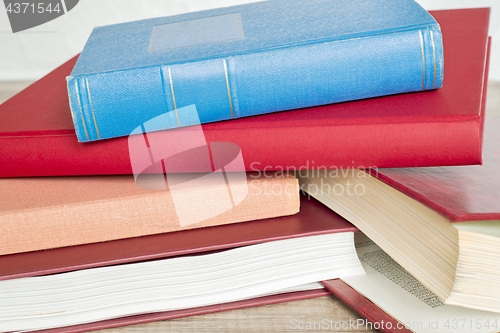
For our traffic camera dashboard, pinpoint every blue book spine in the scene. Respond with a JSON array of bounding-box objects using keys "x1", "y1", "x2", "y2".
[{"x1": 67, "y1": 1, "x2": 444, "y2": 142}]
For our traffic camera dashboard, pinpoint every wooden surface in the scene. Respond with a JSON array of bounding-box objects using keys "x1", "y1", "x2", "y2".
[{"x1": 1, "y1": 81, "x2": 499, "y2": 332}]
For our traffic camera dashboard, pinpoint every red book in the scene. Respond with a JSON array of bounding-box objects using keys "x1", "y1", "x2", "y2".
[
  {"x1": 298, "y1": 118, "x2": 500, "y2": 314},
  {"x1": 372, "y1": 116, "x2": 500, "y2": 222},
  {"x1": 0, "y1": 196, "x2": 357, "y2": 332},
  {"x1": 0, "y1": 9, "x2": 490, "y2": 177}
]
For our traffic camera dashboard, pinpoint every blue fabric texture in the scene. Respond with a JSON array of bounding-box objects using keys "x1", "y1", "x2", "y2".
[{"x1": 67, "y1": 0, "x2": 444, "y2": 142}]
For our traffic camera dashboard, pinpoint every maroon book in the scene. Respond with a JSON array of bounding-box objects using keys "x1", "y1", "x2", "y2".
[{"x1": 0, "y1": 9, "x2": 490, "y2": 177}]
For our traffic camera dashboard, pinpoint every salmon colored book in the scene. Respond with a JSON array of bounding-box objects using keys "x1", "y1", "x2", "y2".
[{"x1": 0, "y1": 172, "x2": 299, "y2": 255}]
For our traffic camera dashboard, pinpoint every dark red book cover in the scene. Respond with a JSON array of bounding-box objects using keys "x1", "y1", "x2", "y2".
[
  {"x1": 322, "y1": 280, "x2": 413, "y2": 333},
  {"x1": 0, "y1": 195, "x2": 354, "y2": 332},
  {"x1": 372, "y1": 116, "x2": 500, "y2": 222},
  {"x1": 0, "y1": 9, "x2": 490, "y2": 177}
]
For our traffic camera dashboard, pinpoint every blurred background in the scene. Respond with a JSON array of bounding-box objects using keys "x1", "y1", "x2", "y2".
[{"x1": 0, "y1": 0, "x2": 498, "y2": 82}]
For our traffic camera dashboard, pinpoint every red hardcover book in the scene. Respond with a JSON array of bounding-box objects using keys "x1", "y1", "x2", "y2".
[
  {"x1": 298, "y1": 120, "x2": 500, "y2": 314},
  {"x1": 0, "y1": 9, "x2": 490, "y2": 177},
  {"x1": 0, "y1": 196, "x2": 356, "y2": 332},
  {"x1": 372, "y1": 115, "x2": 500, "y2": 222}
]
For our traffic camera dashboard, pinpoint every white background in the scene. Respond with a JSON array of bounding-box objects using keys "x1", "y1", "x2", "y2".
[{"x1": 0, "y1": 0, "x2": 498, "y2": 81}]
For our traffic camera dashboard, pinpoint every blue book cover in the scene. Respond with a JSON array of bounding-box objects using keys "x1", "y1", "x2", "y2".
[{"x1": 67, "y1": 0, "x2": 443, "y2": 142}]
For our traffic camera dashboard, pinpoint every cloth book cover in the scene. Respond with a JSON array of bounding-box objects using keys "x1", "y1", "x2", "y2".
[
  {"x1": 0, "y1": 173, "x2": 300, "y2": 256},
  {"x1": 0, "y1": 196, "x2": 355, "y2": 332},
  {"x1": 67, "y1": 0, "x2": 443, "y2": 142},
  {"x1": 0, "y1": 9, "x2": 489, "y2": 177},
  {"x1": 0, "y1": 195, "x2": 357, "y2": 280}
]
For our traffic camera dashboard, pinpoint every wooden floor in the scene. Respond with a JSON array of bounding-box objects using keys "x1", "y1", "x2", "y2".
[{"x1": 0, "y1": 81, "x2": 499, "y2": 332}]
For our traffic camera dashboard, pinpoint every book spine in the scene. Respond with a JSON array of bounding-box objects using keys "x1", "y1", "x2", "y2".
[
  {"x1": 0, "y1": 175, "x2": 300, "y2": 255},
  {"x1": 0, "y1": 114, "x2": 483, "y2": 177},
  {"x1": 68, "y1": 25, "x2": 443, "y2": 142}
]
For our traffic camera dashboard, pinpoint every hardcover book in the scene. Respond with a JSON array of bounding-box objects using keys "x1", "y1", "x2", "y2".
[
  {"x1": 0, "y1": 9, "x2": 489, "y2": 177},
  {"x1": 0, "y1": 196, "x2": 359, "y2": 332},
  {"x1": 0, "y1": 172, "x2": 300, "y2": 256},
  {"x1": 297, "y1": 116, "x2": 500, "y2": 314},
  {"x1": 67, "y1": 0, "x2": 443, "y2": 142}
]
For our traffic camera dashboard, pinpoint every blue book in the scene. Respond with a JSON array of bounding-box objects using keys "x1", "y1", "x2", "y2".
[{"x1": 67, "y1": 0, "x2": 444, "y2": 142}]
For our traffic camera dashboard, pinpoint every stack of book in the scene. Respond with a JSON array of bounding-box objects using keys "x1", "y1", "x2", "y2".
[{"x1": 0, "y1": 0, "x2": 498, "y2": 332}]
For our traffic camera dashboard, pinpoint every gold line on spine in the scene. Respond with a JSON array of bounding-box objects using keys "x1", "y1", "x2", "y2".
[
  {"x1": 75, "y1": 80, "x2": 89, "y2": 141},
  {"x1": 150, "y1": 26, "x2": 158, "y2": 52},
  {"x1": 237, "y1": 14, "x2": 243, "y2": 39},
  {"x1": 168, "y1": 67, "x2": 181, "y2": 126},
  {"x1": 419, "y1": 30, "x2": 425, "y2": 90},
  {"x1": 85, "y1": 78, "x2": 101, "y2": 139},
  {"x1": 223, "y1": 59, "x2": 235, "y2": 118},
  {"x1": 430, "y1": 31, "x2": 436, "y2": 89}
]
